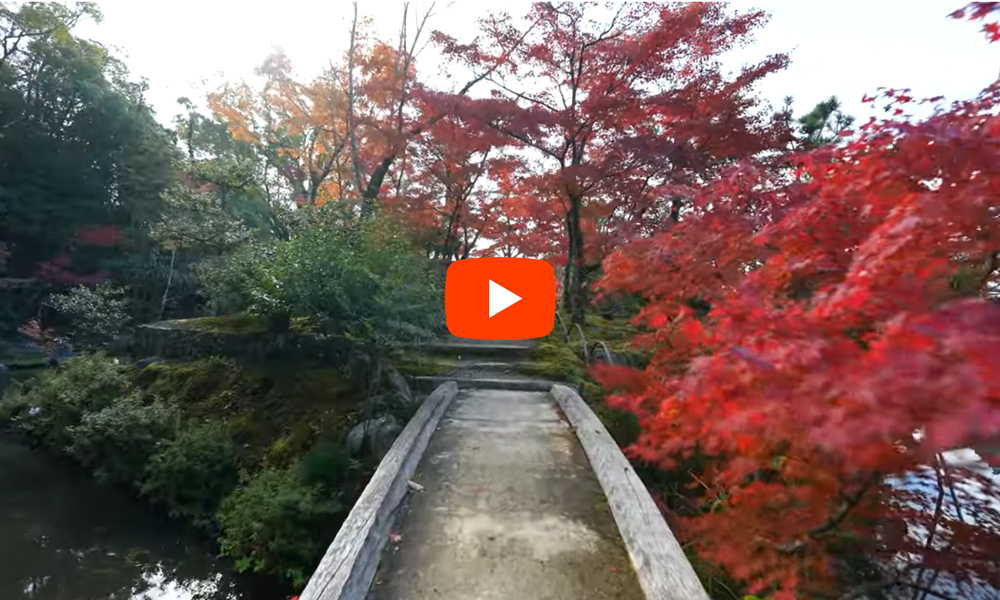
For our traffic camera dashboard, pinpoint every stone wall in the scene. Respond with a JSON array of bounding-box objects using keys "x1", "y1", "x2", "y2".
[{"x1": 133, "y1": 320, "x2": 354, "y2": 364}]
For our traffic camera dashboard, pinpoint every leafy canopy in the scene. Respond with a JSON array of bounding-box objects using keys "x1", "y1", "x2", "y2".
[{"x1": 596, "y1": 35, "x2": 1000, "y2": 600}]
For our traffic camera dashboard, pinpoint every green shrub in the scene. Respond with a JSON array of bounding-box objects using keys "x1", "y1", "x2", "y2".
[
  {"x1": 141, "y1": 420, "x2": 239, "y2": 528},
  {"x1": 65, "y1": 393, "x2": 177, "y2": 485},
  {"x1": 196, "y1": 247, "x2": 268, "y2": 316},
  {"x1": 200, "y1": 209, "x2": 445, "y2": 349},
  {"x1": 301, "y1": 437, "x2": 362, "y2": 491},
  {"x1": 13, "y1": 353, "x2": 131, "y2": 448},
  {"x1": 45, "y1": 282, "x2": 131, "y2": 349},
  {"x1": 217, "y1": 464, "x2": 343, "y2": 588}
]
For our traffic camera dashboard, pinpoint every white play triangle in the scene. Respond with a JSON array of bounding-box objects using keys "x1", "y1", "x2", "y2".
[{"x1": 488, "y1": 279, "x2": 521, "y2": 318}]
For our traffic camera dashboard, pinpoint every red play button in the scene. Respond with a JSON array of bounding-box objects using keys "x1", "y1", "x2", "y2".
[{"x1": 445, "y1": 257, "x2": 555, "y2": 340}]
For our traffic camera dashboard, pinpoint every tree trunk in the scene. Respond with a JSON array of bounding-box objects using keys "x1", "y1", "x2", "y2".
[
  {"x1": 563, "y1": 196, "x2": 587, "y2": 324},
  {"x1": 359, "y1": 155, "x2": 396, "y2": 219},
  {"x1": 158, "y1": 247, "x2": 176, "y2": 321}
]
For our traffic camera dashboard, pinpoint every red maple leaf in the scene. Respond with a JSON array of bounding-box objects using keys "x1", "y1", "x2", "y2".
[
  {"x1": 950, "y1": 2, "x2": 1000, "y2": 41},
  {"x1": 985, "y1": 21, "x2": 1000, "y2": 40}
]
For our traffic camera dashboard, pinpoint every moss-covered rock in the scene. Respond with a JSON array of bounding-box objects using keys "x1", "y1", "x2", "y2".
[
  {"x1": 523, "y1": 338, "x2": 586, "y2": 382},
  {"x1": 165, "y1": 313, "x2": 316, "y2": 335},
  {"x1": 583, "y1": 313, "x2": 639, "y2": 348},
  {"x1": 132, "y1": 316, "x2": 351, "y2": 364}
]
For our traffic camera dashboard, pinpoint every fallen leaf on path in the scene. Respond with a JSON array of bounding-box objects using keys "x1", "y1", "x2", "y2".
[
  {"x1": 407, "y1": 480, "x2": 425, "y2": 492},
  {"x1": 389, "y1": 532, "x2": 403, "y2": 543}
]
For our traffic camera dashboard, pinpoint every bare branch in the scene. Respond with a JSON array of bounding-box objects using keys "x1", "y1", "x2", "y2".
[
  {"x1": 347, "y1": 2, "x2": 366, "y2": 197},
  {"x1": 487, "y1": 76, "x2": 561, "y2": 113}
]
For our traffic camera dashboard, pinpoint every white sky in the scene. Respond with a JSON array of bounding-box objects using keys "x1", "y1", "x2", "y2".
[{"x1": 77, "y1": 1, "x2": 1000, "y2": 127}]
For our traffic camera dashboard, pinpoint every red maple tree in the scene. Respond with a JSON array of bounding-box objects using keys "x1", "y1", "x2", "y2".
[
  {"x1": 434, "y1": 1, "x2": 792, "y2": 323},
  {"x1": 30, "y1": 224, "x2": 122, "y2": 287},
  {"x1": 595, "y1": 12, "x2": 1000, "y2": 598},
  {"x1": 392, "y1": 112, "x2": 512, "y2": 262}
]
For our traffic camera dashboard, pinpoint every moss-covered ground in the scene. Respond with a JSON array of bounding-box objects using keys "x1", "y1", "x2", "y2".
[
  {"x1": 161, "y1": 313, "x2": 317, "y2": 335},
  {"x1": 137, "y1": 357, "x2": 365, "y2": 470},
  {"x1": 388, "y1": 350, "x2": 457, "y2": 377}
]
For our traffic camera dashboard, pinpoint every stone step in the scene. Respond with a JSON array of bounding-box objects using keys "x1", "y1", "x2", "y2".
[
  {"x1": 441, "y1": 362, "x2": 549, "y2": 388},
  {"x1": 451, "y1": 360, "x2": 536, "y2": 371},
  {"x1": 417, "y1": 342, "x2": 535, "y2": 359},
  {"x1": 414, "y1": 375, "x2": 567, "y2": 393}
]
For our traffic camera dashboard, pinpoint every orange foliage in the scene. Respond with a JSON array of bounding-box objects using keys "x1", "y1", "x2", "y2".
[{"x1": 207, "y1": 16, "x2": 420, "y2": 209}]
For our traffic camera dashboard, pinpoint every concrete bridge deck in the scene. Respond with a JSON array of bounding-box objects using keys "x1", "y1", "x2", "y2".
[
  {"x1": 298, "y1": 338, "x2": 709, "y2": 600},
  {"x1": 367, "y1": 388, "x2": 642, "y2": 600}
]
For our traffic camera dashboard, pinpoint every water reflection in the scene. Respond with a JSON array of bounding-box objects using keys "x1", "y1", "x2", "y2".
[
  {"x1": 885, "y1": 450, "x2": 1000, "y2": 600},
  {"x1": 0, "y1": 435, "x2": 251, "y2": 600}
]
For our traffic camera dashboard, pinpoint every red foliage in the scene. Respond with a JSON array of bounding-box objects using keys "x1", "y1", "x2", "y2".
[
  {"x1": 432, "y1": 2, "x2": 792, "y2": 319},
  {"x1": 17, "y1": 319, "x2": 58, "y2": 350},
  {"x1": 74, "y1": 225, "x2": 122, "y2": 247},
  {"x1": 389, "y1": 112, "x2": 510, "y2": 261},
  {"x1": 597, "y1": 52, "x2": 1000, "y2": 600},
  {"x1": 34, "y1": 251, "x2": 108, "y2": 286},
  {"x1": 950, "y1": 2, "x2": 1000, "y2": 40},
  {"x1": 32, "y1": 224, "x2": 121, "y2": 286}
]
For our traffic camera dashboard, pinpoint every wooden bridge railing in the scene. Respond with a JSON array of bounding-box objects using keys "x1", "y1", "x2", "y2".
[
  {"x1": 297, "y1": 318, "x2": 710, "y2": 600},
  {"x1": 550, "y1": 311, "x2": 714, "y2": 600}
]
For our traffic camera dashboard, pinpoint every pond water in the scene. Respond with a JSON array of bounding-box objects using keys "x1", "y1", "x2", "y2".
[
  {"x1": 0, "y1": 435, "x2": 269, "y2": 600},
  {"x1": 885, "y1": 449, "x2": 1000, "y2": 600}
]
